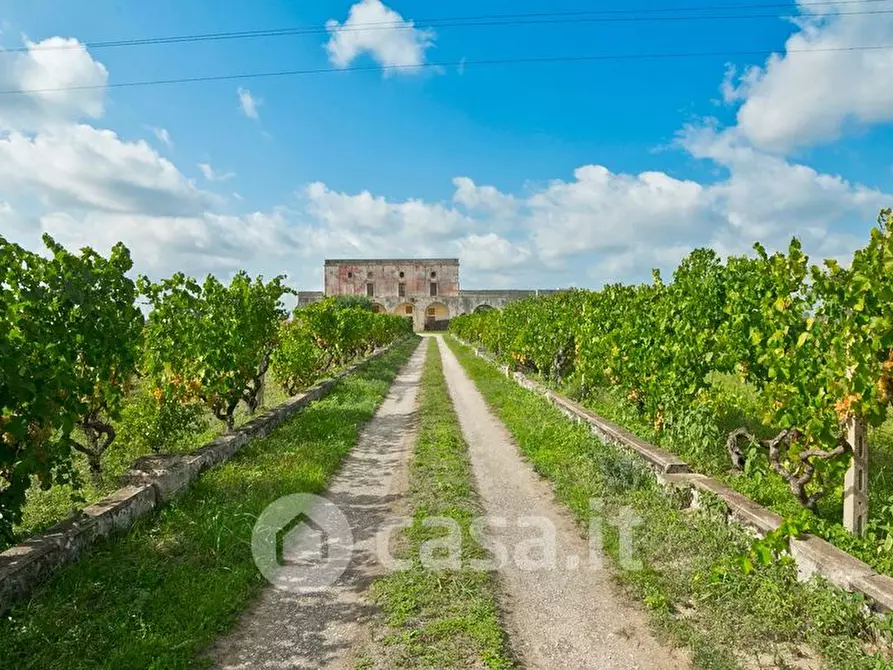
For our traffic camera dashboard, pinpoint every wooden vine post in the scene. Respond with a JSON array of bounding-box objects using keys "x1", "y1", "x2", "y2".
[{"x1": 843, "y1": 417, "x2": 868, "y2": 536}]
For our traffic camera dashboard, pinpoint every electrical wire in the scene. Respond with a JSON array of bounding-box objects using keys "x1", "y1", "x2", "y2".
[
  {"x1": 1, "y1": 43, "x2": 889, "y2": 96},
  {"x1": 4, "y1": 0, "x2": 892, "y2": 53}
]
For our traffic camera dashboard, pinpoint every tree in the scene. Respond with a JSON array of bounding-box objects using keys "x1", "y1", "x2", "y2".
[
  {"x1": 1, "y1": 235, "x2": 142, "y2": 538},
  {"x1": 139, "y1": 272, "x2": 291, "y2": 430}
]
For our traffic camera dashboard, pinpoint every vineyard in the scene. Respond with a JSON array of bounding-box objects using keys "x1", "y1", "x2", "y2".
[
  {"x1": 0, "y1": 233, "x2": 412, "y2": 548},
  {"x1": 451, "y1": 208, "x2": 893, "y2": 573}
]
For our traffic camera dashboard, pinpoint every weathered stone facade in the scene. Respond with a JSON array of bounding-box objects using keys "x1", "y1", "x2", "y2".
[{"x1": 298, "y1": 258, "x2": 555, "y2": 331}]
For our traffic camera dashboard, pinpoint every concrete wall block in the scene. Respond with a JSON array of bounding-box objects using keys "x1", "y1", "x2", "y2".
[
  {"x1": 0, "y1": 484, "x2": 156, "y2": 614},
  {"x1": 687, "y1": 475, "x2": 782, "y2": 537},
  {"x1": 81, "y1": 484, "x2": 158, "y2": 532},
  {"x1": 123, "y1": 454, "x2": 205, "y2": 503},
  {"x1": 466, "y1": 339, "x2": 893, "y2": 612},
  {"x1": 853, "y1": 573, "x2": 893, "y2": 612},
  {"x1": 0, "y1": 341, "x2": 400, "y2": 615},
  {"x1": 789, "y1": 535, "x2": 875, "y2": 590},
  {"x1": 195, "y1": 434, "x2": 249, "y2": 468}
]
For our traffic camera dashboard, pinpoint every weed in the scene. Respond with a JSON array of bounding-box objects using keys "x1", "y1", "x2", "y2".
[
  {"x1": 0, "y1": 338, "x2": 419, "y2": 670},
  {"x1": 447, "y1": 336, "x2": 893, "y2": 670},
  {"x1": 362, "y1": 338, "x2": 514, "y2": 669}
]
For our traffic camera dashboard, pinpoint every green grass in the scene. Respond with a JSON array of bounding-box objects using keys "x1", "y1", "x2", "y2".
[
  {"x1": 446, "y1": 336, "x2": 893, "y2": 670},
  {"x1": 8, "y1": 376, "x2": 292, "y2": 550},
  {"x1": 567, "y1": 370, "x2": 893, "y2": 577},
  {"x1": 360, "y1": 338, "x2": 515, "y2": 669},
  {"x1": 0, "y1": 337, "x2": 419, "y2": 670},
  {"x1": 10, "y1": 347, "x2": 412, "y2": 550}
]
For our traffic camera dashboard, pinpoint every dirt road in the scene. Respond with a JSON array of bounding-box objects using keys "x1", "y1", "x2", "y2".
[
  {"x1": 209, "y1": 336, "x2": 684, "y2": 669},
  {"x1": 209, "y1": 341, "x2": 425, "y2": 670},
  {"x1": 436, "y1": 336, "x2": 686, "y2": 670}
]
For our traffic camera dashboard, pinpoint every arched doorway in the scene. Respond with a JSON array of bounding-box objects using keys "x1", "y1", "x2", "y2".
[
  {"x1": 473, "y1": 304, "x2": 495, "y2": 313},
  {"x1": 394, "y1": 302, "x2": 414, "y2": 317},
  {"x1": 371, "y1": 302, "x2": 386, "y2": 313},
  {"x1": 424, "y1": 302, "x2": 450, "y2": 331}
]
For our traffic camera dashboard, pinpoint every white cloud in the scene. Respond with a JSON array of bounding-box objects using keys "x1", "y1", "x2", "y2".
[
  {"x1": 723, "y1": 1, "x2": 893, "y2": 152},
  {"x1": 452, "y1": 176, "x2": 518, "y2": 217},
  {"x1": 237, "y1": 87, "x2": 260, "y2": 120},
  {"x1": 0, "y1": 124, "x2": 212, "y2": 217},
  {"x1": 679, "y1": 123, "x2": 886, "y2": 253},
  {"x1": 304, "y1": 181, "x2": 472, "y2": 240},
  {"x1": 296, "y1": 157, "x2": 888, "y2": 286},
  {"x1": 325, "y1": 0, "x2": 435, "y2": 72},
  {"x1": 0, "y1": 37, "x2": 107, "y2": 131},
  {"x1": 150, "y1": 126, "x2": 173, "y2": 148},
  {"x1": 198, "y1": 162, "x2": 235, "y2": 182},
  {"x1": 527, "y1": 165, "x2": 711, "y2": 265},
  {"x1": 456, "y1": 233, "x2": 531, "y2": 271},
  {"x1": 40, "y1": 208, "x2": 303, "y2": 281}
]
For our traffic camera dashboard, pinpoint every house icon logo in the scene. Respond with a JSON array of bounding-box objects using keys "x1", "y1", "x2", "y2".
[{"x1": 252, "y1": 493, "x2": 354, "y2": 593}]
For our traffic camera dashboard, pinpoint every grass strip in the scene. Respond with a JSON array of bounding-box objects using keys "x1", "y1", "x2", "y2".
[
  {"x1": 359, "y1": 338, "x2": 514, "y2": 669},
  {"x1": 446, "y1": 335, "x2": 893, "y2": 670},
  {"x1": 9, "y1": 377, "x2": 292, "y2": 550},
  {"x1": 0, "y1": 337, "x2": 420, "y2": 670}
]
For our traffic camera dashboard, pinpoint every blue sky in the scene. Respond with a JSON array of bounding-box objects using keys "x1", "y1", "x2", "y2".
[{"x1": 0, "y1": 0, "x2": 891, "y2": 291}]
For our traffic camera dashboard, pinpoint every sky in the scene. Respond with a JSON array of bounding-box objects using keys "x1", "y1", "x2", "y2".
[{"x1": 0, "y1": 0, "x2": 891, "y2": 292}]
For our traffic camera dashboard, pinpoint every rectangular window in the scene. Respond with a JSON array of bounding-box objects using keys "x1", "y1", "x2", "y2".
[
  {"x1": 405, "y1": 305, "x2": 413, "y2": 315},
  {"x1": 398, "y1": 282, "x2": 406, "y2": 298},
  {"x1": 430, "y1": 282, "x2": 438, "y2": 297},
  {"x1": 366, "y1": 282, "x2": 374, "y2": 297}
]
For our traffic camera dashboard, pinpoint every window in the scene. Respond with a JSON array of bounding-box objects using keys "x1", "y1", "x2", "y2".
[
  {"x1": 366, "y1": 282, "x2": 374, "y2": 297},
  {"x1": 430, "y1": 282, "x2": 438, "y2": 297},
  {"x1": 427, "y1": 307, "x2": 436, "y2": 317},
  {"x1": 405, "y1": 305, "x2": 413, "y2": 315},
  {"x1": 347, "y1": 271, "x2": 353, "y2": 279},
  {"x1": 398, "y1": 282, "x2": 406, "y2": 298},
  {"x1": 399, "y1": 271, "x2": 405, "y2": 278},
  {"x1": 367, "y1": 271, "x2": 373, "y2": 278},
  {"x1": 430, "y1": 271, "x2": 437, "y2": 278}
]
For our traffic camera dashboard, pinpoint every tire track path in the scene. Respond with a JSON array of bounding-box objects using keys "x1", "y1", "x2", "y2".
[
  {"x1": 436, "y1": 336, "x2": 686, "y2": 670},
  {"x1": 209, "y1": 341, "x2": 425, "y2": 669}
]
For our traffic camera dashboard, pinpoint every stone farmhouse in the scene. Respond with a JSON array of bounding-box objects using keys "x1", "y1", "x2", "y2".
[{"x1": 297, "y1": 258, "x2": 554, "y2": 331}]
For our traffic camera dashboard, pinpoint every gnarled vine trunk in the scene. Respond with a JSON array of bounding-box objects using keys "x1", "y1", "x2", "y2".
[
  {"x1": 72, "y1": 410, "x2": 117, "y2": 483},
  {"x1": 727, "y1": 427, "x2": 850, "y2": 510},
  {"x1": 242, "y1": 353, "x2": 271, "y2": 415}
]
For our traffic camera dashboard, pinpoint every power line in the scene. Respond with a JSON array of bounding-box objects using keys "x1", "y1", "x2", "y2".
[
  {"x1": 5, "y1": 0, "x2": 892, "y2": 53},
  {"x1": 1, "y1": 43, "x2": 890, "y2": 96}
]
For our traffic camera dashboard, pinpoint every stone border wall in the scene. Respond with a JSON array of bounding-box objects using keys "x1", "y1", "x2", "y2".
[
  {"x1": 0, "y1": 341, "x2": 405, "y2": 615},
  {"x1": 455, "y1": 337, "x2": 893, "y2": 613}
]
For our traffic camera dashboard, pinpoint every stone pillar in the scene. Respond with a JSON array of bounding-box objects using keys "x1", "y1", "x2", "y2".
[{"x1": 843, "y1": 417, "x2": 868, "y2": 536}]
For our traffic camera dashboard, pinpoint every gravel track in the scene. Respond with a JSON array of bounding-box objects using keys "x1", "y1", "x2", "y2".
[
  {"x1": 436, "y1": 336, "x2": 688, "y2": 670},
  {"x1": 209, "y1": 341, "x2": 425, "y2": 669}
]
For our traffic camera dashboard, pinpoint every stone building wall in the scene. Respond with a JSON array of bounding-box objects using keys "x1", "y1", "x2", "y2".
[
  {"x1": 299, "y1": 259, "x2": 558, "y2": 331},
  {"x1": 324, "y1": 259, "x2": 459, "y2": 300}
]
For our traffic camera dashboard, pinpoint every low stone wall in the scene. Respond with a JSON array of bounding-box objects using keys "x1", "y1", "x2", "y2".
[
  {"x1": 0, "y1": 342, "x2": 403, "y2": 615},
  {"x1": 456, "y1": 337, "x2": 893, "y2": 613}
]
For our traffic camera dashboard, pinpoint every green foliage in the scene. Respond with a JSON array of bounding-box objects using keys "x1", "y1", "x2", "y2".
[
  {"x1": 365, "y1": 339, "x2": 514, "y2": 669},
  {"x1": 138, "y1": 271, "x2": 291, "y2": 429},
  {"x1": 447, "y1": 336, "x2": 892, "y2": 669},
  {"x1": 271, "y1": 298, "x2": 412, "y2": 395},
  {"x1": 114, "y1": 384, "x2": 207, "y2": 456},
  {"x1": 0, "y1": 340, "x2": 419, "y2": 669},
  {"x1": 270, "y1": 318, "x2": 324, "y2": 395},
  {"x1": 0, "y1": 234, "x2": 142, "y2": 540},
  {"x1": 451, "y1": 210, "x2": 893, "y2": 511}
]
